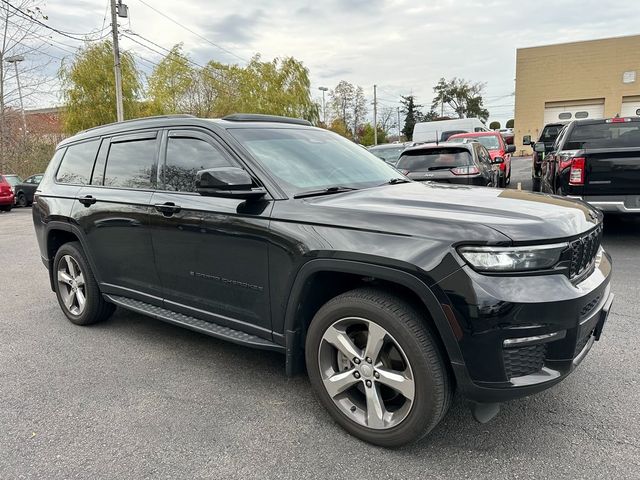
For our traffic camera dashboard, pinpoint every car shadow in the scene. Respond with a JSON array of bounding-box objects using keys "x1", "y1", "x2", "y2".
[{"x1": 97, "y1": 306, "x2": 572, "y2": 452}]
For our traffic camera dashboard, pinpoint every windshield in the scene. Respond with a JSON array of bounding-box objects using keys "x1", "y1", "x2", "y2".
[
  {"x1": 396, "y1": 148, "x2": 473, "y2": 171},
  {"x1": 369, "y1": 146, "x2": 404, "y2": 164},
  {"x1": 229, "y1": 128, "x2": 402, "y2": 194},
  {"x1": 3, "y1": 175, "x2": 22, "y2": 186},
  {"x1": 565, "y1": 122, "x2": 640, "y2": 149}
]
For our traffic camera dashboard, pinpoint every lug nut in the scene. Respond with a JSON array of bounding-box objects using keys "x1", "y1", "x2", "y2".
[
  {"x1": 353, "y1": 358, "x2": 361, "y2": 364},
  {"x1": 365, "y1": 380, "x2": 372, "y2": 388},
  {"x1": 374, "y1": 371, "x2": 380, "y2": 379},
  {"x1": 354, "y1": 371, "x2": 361, "y2": 379},
  {"x1": 366, "y1": 357, "x2": 372, "y2": 363}
]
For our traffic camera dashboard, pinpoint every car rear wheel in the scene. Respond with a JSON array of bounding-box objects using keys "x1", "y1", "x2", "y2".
[
  {"x1": 53, "y1": 241, "x2": 115, "y2": 326},
  {"x1": 305, "y1": 287, "x2": 452, "y2": 447},
  {"x1": 16, "y1": 193, "x2": 27, "y2": 207},
  {"x1": 0, "y1": 204, "x2": 12, "y2": 212}
]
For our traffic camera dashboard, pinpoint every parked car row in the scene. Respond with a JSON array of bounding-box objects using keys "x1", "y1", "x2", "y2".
[
  {"x1": 0, "y1": 173, "x2": 43, "y2": 212},
  {"x1": 525, "y1": 116, "x2": 640, "y2": 215}
]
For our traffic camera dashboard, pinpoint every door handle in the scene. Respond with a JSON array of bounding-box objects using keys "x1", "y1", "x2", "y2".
[
  {"x1": 154, "y1": 202, "x2": 182, "y2": 216},
  {"x1": 78, "y1": 195, "x2": 97, "y2": 207}
]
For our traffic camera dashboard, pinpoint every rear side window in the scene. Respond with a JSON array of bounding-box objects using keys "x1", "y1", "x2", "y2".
[
  {"x1": 540, "y1": 125, "x2": 563, "y2": 142},
  {"x1": 104, "y1": 134, "x2": 158, "y2": 189},
  {"x1": 162, "y1": 134, "x2": 235, "y2": 192},
  {"x1": 397, "y1": 148, "x2": 473, "y2": 171},
  {"x1": 565, "y1": 122, "x2": 640, "y2": 149},
  {"x1": 56, "y1": 140, "x2": 99, "y2": 185}
]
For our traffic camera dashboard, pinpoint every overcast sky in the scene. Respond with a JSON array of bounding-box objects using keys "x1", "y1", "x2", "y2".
[{"x1": 13, "y1": 0, "x2": 640, "y2": 125}]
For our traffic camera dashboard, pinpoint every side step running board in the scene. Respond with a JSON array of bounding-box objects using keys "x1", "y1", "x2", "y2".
[{"x1": 105, "y1": 295, "x2": 283, "y2": 352}]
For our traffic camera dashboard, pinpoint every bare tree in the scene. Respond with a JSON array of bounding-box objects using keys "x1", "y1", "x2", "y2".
[
  {"x1": 378, "y1": 106, "x2": 396, "y2": 134},
  {"x1": 0, "y1": 0, "x2": 58, "y2": 173}
]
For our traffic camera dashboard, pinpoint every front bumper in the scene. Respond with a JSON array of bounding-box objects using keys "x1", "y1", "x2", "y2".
[{"x1": 436, "y1": 248, "x2": 613, "y2": 403}]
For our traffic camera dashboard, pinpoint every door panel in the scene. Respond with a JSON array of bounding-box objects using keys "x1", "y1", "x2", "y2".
[{"x1": 150, "y1": 129, "x2": 274, "y2": 336}]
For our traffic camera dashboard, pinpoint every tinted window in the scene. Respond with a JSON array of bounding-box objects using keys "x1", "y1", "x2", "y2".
[
  {"x1": 565, "y1": 122, "x2": 640, "y2": 149},
  {"x1": 397, "y1": 148, "x2": 473, "y2": 171},
  {"x1": 104, "y1": 137, "x2": 157, "y2": 189},
  {"x1": 56, "y1": 140, "x2": 99, "y2": 184},
  {"x1": 163, "y1": 136, "x2": 234, "y2": 192},
  {"x1": 540, "y1": 125, "x2": 563, "y2": 143}
]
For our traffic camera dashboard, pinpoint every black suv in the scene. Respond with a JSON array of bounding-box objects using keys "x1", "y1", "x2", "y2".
[{"x1": 33, "y1": 114, "x2": 613, "y2": 447}]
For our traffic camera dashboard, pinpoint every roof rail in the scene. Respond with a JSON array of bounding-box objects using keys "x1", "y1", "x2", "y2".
[
  {"x1": 222, "y1": 113, "x2": 312, "y2": 126},
  {"x1": 79, "y1": 114, "x2": 196, "y2": 134}
]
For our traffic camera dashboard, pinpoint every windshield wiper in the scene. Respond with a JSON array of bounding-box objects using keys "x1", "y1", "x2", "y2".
[{"x1": 293, "y1": 186, "x2": 359, "y2": 199}]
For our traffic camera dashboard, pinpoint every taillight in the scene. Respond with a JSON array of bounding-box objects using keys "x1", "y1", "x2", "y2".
[
  {"x1": 607, "y1": 117, "x2": 631, "y2": 123},
  {"x1": 569, "y1": 157, "x2": 585, "y2": 185},
  {"x1": 451, "y1": 166, "x2": 480, "y2": 175}
]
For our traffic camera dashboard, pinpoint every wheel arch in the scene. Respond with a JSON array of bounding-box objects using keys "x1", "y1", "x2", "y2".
[
  {"x1": 45, "y1": 221, "x2": 100, "y2": 291},
  {"x1": 283, "y1": 259, "x2": 465, "y2": 378}
]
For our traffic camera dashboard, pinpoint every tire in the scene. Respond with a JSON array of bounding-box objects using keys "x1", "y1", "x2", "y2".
[
  {"x1": 16, "y1": 193, "x2": 27, "y2": 207},
  {"x1": 305, "y1": 287, "x2": 453, "y2": 448},
  {"x1": 532, "y1": 177, "x2": 541, "y2": 192},
  {"x1": 53, "y1": 241, "x2": 115, "y2": 326},
  {"x1": 498, "y1": 172, "x2": 506, "y2": 188},
  {"x1": 0, "y1": 204, "x2": 12, "y2": 212},
  {"x1": 505, "y1": 166, "x2": 511, "y2": 186}
]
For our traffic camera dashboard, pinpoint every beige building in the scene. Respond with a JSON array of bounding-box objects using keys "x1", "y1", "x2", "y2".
[{"x1": 514, "y1": 35, "x2": 640, "y2": 152}]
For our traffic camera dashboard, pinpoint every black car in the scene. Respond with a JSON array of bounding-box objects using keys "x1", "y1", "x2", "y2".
[
  {"x1": 14, "y1": 173, "x2": 44, "y2": 207},
  {"x1": 33, "y1": 114, "x2": 613, "y2": 447},
  {"x1": 523, "y1": 122, "x2": 567, "y2": 191},
  {"x1": 396, "y1": 142, "x2": 501, "y2": 187},
  {"x1": 539, "y1": 117, "x2": 640, "y2": 214},
  {"x1": 368, "y1": 143, "x2": 406, "y2": 165}
]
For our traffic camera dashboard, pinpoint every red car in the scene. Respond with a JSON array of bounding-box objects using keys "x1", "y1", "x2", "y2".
[
  {"x1": 0, "y1": 175, "x2": 16, "y2": 212},
  {"x1": 448, "y1": 131, "x2": 516, "y2": 187}
]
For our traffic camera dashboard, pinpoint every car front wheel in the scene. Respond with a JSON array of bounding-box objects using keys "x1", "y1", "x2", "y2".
[
  {"x1": 305, "y1": 287, "x2": 452, "y2": 447},
  {"x1": 16, "y1": 193, "x2": 27, "y2": 207}
]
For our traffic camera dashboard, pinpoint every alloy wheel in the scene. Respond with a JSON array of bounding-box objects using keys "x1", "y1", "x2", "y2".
[
  {"x1": 318, "y1": 317, "x2": 415, "y2": 430},
  {"x1": 57, "y1": 255, "x2": 87, "y2": 316}
]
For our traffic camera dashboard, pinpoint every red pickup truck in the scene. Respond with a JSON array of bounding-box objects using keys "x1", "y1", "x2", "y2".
[{"x1": 448, "y1": 131, "x2": 516, "y2": 187}]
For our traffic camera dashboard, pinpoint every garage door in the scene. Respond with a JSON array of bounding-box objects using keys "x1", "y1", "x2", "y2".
[
  {"x1": 621, "y1": 97, "x2": 640, "y2": 117},
  {"x1": 543, "y1": 100, "x2": 605, "y2": 124}
]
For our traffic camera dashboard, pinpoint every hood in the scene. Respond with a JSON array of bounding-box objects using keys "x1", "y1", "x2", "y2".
[{"x1": 304, "y1": 182, "x2": 601, "y2": 242}]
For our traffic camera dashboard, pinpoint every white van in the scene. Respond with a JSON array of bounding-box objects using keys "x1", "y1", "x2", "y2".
[{"x1": 412, "y1": 118, "x2": 488, "y2": 143}]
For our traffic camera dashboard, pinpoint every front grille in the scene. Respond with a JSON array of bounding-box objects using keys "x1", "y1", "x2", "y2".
[
  {"x1": 569, "y1": 224, "x2": 603, "y2": 279},
  {"x1": 503, "y1": 344, "x2": 547, "y2": 379}
]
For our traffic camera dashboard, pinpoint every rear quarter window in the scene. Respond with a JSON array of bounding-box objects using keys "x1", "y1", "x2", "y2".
[{"x1": 56, "y1": 140, "x2": 100, "y2": 185}]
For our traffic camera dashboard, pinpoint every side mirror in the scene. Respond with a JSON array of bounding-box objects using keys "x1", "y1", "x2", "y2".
[
  {"x1": 196, "y1": 167, "x2": 266, "y2": 200},
  {"x1": 522, "y1": 135, "x2": 532, "y2": 145},
  {"x1": 534, "y1": 142, "x2": 547, "y2": 153},
  {"x1": 491, "y1": 156, "x2": 505, "y2": 164},
  {"x1": 505, "y1": 144, "x2": 516, "y2": 154}
]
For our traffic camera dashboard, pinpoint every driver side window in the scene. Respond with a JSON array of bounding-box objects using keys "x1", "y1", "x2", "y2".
[{"x1": 162, "y1": 132, "x2": 236, "y2": 192}]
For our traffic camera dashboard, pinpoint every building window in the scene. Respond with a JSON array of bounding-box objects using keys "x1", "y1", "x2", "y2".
[
  {"x1": 575, "y1": 111, "x2": 589, "y2": 119},
  {"x1": 558, "y1": 112, "x2": 572, "y2": 120}
]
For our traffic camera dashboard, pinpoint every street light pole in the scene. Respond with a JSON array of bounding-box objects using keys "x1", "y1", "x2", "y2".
[
  {"x1": 6, "y1": 55, "x2": 26, "y2": 138},
  {"x1": 318, "y1": 87, "x2": 328, "y2": 126}
]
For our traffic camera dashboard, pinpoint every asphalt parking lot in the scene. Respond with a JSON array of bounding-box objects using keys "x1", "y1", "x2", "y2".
[{"x1": 1, "y1": 157, "x2": 639, "y2": 479}]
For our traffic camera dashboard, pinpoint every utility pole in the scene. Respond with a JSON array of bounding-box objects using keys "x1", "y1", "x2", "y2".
[
  {"x1": 6, "y1": 55, "x2": 26, "y2": 138},
  {"x1": 397, "y1": 107, "x2": 401, "y2": 142},
  {"x1": 373, "y1": 84, "x2": 377, "y2": 145},
  {"x1": 318, "y1": 86, "x2": 328, "y2": 126},
  {"x1": 110, "y1": 0, "x2": 126, "y2": 122}
]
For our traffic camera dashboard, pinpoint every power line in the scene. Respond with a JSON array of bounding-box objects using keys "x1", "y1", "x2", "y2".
[
  {"x1": 1, "y1": 0, "x2": 110, "y2": 41},
  {"x1": 134, "y1": 0, "x2": 248, "y2": 63}
]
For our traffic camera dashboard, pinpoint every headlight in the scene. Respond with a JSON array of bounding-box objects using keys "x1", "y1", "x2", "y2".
[{"x1": 458, "y1": 243, "x2": 568, "y2": 272}]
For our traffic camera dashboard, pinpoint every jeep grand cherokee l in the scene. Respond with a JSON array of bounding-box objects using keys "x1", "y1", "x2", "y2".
[{"x1": 33, "y1": 114, "x2": 614, "y2": 447}]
